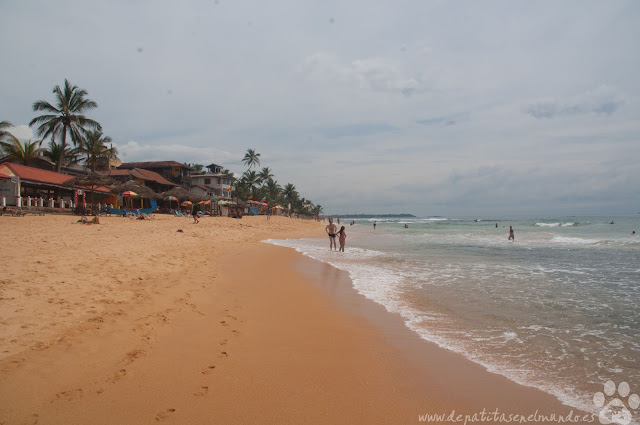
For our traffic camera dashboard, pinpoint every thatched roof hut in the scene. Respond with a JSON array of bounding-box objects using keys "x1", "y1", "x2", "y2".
[
  {"x1": 161, "y1": 186, "x2": 204, "y2": 203},
  {"x1": 111, "y1": 180, "x2": 157, "y2": 199}
]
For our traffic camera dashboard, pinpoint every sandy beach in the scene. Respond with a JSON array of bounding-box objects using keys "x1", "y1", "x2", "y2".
[{"x1": 0, "y1": 214, "x2": 593, "y2": 424}]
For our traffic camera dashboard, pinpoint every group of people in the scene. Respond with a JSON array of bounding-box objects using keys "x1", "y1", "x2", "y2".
[{"x1": 325, "y1": 218, "x2": 347, "y2": 252}]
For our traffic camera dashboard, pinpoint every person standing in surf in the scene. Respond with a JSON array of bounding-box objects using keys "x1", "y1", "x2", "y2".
[
  {"x1": 508, "y1": 226, "x2": 515, "y2": 241},
  {"x1": 325, "y1": 218, "x2": 338, "y2": 251},
  {"x1": 337, "y1": 226, "x2": 347, "y2": 252}
]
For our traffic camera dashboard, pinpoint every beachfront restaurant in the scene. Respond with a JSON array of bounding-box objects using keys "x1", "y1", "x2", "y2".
[{"x1": 0, "y1": 162, "x2": 109, "y2": 210}]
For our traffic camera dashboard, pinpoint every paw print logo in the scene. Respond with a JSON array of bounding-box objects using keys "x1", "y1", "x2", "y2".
[{"x1": 593, "y1": 380, "x2": 639, "y2": 425}]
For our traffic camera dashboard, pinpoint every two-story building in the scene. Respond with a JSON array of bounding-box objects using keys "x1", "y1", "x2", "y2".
[{"x1": 185, "y1": 163, "x2": 235, "y2": 199}]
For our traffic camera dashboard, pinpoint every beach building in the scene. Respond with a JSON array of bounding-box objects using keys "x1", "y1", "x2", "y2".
[
  {"x1": 100, "y1": 167, "x2": 178, "y2": 193},
  {"x1": 118, "y1": 161, "x2": 194, "y2": 185},
  {"x1": 0, "y1": 162, "x2": 109, "y2": 209},
  {"x1": 185, "y1": 164, "x2": 235, "y2": 199}
]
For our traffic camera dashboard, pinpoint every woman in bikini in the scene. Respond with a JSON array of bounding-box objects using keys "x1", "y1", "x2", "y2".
[{"x1": 337, "y1": 226, "x2": 347, "y2": 252}]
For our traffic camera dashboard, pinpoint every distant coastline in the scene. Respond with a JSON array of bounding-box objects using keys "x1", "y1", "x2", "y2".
[{"x1": 332, "y1": 213, "x2": 416, "y2": 219}]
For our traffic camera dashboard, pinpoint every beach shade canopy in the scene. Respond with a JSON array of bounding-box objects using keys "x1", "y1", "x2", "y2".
[
  {"x1": 161, "y1": 186, "x2": 199, "y2": 202},
  {"x1": 218, "y1": 200, "x2": 236, "y2": 206},
  {"x1": 181, "y1": 200, "x2": 193, "y2": 207},
  {"x1": 121, "y1": 190, "x2": 138, "y2": 197},
  {"x1": 165, "y1": 196, "x2": 178, "y2": 201},
  {"x1": 111, "y1": 180, "x2": 157, "y2": 199},
  {"x1": 64, "y1": 172, "x2": 118, "y2": 208},
  {"x1": 198, "y1": 200, "x2": 212, "y2": 205}
]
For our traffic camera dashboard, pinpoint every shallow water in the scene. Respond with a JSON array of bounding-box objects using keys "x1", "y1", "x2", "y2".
[{"x1": 267, "y1": 215, "x2": 640, "y2": 417}]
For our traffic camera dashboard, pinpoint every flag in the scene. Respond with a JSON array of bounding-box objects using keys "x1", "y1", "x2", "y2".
[{"x1": 260, "y1": 197, "x2": 266, "y2": 202}]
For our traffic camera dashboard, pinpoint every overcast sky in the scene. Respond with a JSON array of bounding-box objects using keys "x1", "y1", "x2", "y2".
[{"x1": 1, "y1": 1, "x2": 639, "y2": 216}]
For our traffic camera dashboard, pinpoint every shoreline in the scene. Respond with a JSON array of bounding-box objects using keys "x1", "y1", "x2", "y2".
[
  {"x1": 287, "y1": 245, "x2": 594, "y2": 421},
  {"x1": 0, "y1": 215, "x2": 594, "y2": 424}
]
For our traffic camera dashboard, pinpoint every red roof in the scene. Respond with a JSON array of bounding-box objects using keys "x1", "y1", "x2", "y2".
[
  {"x1": 0, "y1": 172, "x2": 10, "y2": 179},
  {"x1": 0, "y1": 162, "x2": 73, "y2": 185}
]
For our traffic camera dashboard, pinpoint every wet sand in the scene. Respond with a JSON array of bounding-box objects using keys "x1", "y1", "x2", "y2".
[{"x1": 0, "y1": 214, "x2": 592, "y2": 424}]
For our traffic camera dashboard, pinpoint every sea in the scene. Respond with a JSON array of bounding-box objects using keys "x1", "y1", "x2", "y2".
[{"x1": 266, "y1": 214, "x2": 640, "y2": 417}]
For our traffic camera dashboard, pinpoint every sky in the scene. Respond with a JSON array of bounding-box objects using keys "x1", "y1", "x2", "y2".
[{"x1": 1, "y1": 0, "x2": 639, "y2": 216}]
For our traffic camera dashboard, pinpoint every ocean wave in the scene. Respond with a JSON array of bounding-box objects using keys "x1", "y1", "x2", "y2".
[
  {"x1": 550, "y1": 236, "x2": 600, "y2": 245},
  {"x1": 536, "y1": 222, "x2": 576, "y2": 227}
]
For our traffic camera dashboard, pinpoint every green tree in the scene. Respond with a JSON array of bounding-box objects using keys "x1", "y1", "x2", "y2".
[
  {"x1": 264, "y1": 178, "x2": 282, "y2": 201},
  {"x1": 258, "y1": 166, "x2": 273, "y2": 185},
  {"x1": 242, "y1": 170, "x2": 261, "y2": 197},
  {"x1": 78, "y1": 130, "x2": 116, "y2": 171},
  {"x1": 30, "y1": 79, "x2": 101, "y2": 172},
  {"x1": 43, "y1": 140, "x2": 80, "y2": 170},
  {"x1": 282, "y1": 183, "x2": 298, "y2": 212},
  {"x1": 0, "y1": 136, "x2": 45, "y2": 166},
  {"x1": 0, "y1": 121, "x2": 14, "y2": 144},
  {"x1": 241, "y1": 148, "x2": 261, "y2": 170}
]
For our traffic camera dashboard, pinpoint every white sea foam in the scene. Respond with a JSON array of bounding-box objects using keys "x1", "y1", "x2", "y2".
[
  {"x1": 550, "y1": 236, "x2": 600, "y2": 245},
  {"x1": 536, "y1": 222, "x2": 576, "y2": 227}
]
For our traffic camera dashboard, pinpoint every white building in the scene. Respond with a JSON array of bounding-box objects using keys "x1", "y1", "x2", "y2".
[{"x1": 186, "y1": 163, "x2": 235, "y2": 199}]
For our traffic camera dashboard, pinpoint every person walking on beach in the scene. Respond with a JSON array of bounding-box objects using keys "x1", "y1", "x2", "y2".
[
  {"x1": 337, "y1": 226, "x2": 347, "y2": 252},
  {"x1": 508, "y1": 226, "x2": 514, "y2": 241},
  {"x1": 325, "y1": 218, "x2": 338, "y2": 250},
  {"x1": 373, "y1": 221, "x2": 376, "y2": 229},
  {"x1": 266, "y1": 205, "x2": 271, "y2": 220}
]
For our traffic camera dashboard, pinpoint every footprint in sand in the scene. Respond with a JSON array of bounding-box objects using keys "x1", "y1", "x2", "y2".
[
  {"x1": 217, "y1": 351, "x2": 228, "y2": 359},
  {"x1": 110, "y1": 369, "x2": 127, "y2": 382},
  {"x1": 155, "y1": 408, "x2": 175, "y2": 422},
  {"x1": 194, "y1": 386, "x2": 209, "y2": 396},
  {"x1": 53, "y1": 388, "x2": 83, "y2": 402},
  {"x1": 201, "y1": 365, "x2": 216, "y2": 374}
]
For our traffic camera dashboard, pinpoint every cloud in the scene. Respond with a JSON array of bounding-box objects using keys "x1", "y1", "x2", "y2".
[
  {"x1": 300, "y1": 52, "x2": 426, "y2": 97},
  {"x1": 320, "y1": 123, "x2": 398, "y2": 138},
  {"x1": 416, "y1": 112, "x2": 470, "y2": 127},
  {"x1": 6, "y1": 125, "x2": 34, "y2": 141},
  {"x1": 115, "y1": 140, "x2": 234, "y2": 166},
  {"x1": 522, "y1": 86, "x2": 626, "y2": 119}
]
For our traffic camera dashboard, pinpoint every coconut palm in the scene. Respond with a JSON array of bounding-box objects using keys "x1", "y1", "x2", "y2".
[
  {"x1": 264, "y1": 178, "x2": 282, "y2": 201},
  {"x1": 282, "y1": 183, "x2": 298, "y2": 208},
  {"x1": 0, "y1": 120, "x2": 14, "y2": 144},
  {"x1": 241, "y1": 148, "x2": 261, "y2": 170},
  {"x1": 43, "y1": 140, "x2": 80, "y2": 170},
  {"x1": 78, "y1": 130, "x2": 116, "y2": 171},
  {"x1": 242, "y1": 170, "x2": 261, "y2": 196},
  {"x1": 30, "y1": 79, "x2": 101, "y2": 172},
  {"x1": 0, "y1": 136, "x2": 45, "y2": 166},
  {"x1": 257, "y1": 167, "x2": 273, "y2": 185}
]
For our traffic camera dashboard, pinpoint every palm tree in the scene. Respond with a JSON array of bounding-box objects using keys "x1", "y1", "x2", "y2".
[
  {"x1": 241, "y1": 148, "x2": 261, "y2": 170},
  {"x1": 43, "y1": 140, "x2": 80, "y2": 170},
  {"x1": 282, "y1": 183, "x2": 298, "y2": 211},
  {"x1": 30, "y1": 79, "x2": 101, "y2": 172},
  {"x1": 0, "y1": 136, "x2": 45, "y2": 166},
  {"x1": 243, "y1": 170, "x2": 261, "y2": 197},
  {"x1": 258, "y1": 167, "x2": 273, "y2": 185},
  {"x1": 0, "y1": 121, "x2": 14, "y2": 144},
  {"x1": 78, "y1": 130, "x2": 115, "y2": 172},
  {"x1": 265, "y1": 178, "x2": 282, "y2": 201}
]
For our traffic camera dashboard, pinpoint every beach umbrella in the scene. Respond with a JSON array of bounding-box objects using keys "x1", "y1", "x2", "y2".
[
  {"x1": 165, "y1": 195, "x2": 178, "y2": 210},
  {"x1": 181, "y1": 200, "x2": 192, "y2": 207},
  {"x1": 121, "y1": 190, "x2": 138, "y2": 209}
]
